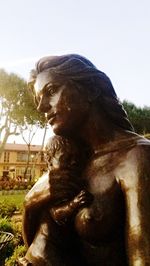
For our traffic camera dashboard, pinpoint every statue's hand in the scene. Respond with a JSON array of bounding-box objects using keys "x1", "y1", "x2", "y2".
[{"x1": 71, "y1": 190, "x2": 93, "y2": 209}]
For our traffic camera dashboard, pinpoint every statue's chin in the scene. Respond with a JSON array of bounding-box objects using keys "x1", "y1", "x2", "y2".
[
  {"x1": 51, "y1": 124, "x2": 62, "y2": 135},
  {"x1": 52, "y1": 124, "x2": 73, "y2": 137}
]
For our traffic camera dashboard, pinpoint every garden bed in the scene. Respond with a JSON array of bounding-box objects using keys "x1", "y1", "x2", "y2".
[{"x1": 0, "y1": 192, "x2": 26, "y2": 265}]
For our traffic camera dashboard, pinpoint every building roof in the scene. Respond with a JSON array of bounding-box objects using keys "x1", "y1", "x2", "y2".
[{"x1": 4, "y1": 143, "x2": 42, "y2": 152}]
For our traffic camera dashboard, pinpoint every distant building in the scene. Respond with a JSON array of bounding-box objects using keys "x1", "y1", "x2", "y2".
[{"x1": 0, "y1": 143, "x2": 47, "y2": 181}]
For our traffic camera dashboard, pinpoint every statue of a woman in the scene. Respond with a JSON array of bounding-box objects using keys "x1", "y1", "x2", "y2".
[{"x1": 21, "y1": 54, "x2": 150, "y2": 265}]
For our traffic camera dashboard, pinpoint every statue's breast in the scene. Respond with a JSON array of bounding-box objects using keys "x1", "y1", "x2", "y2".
[{"x1": 75, "y1": 155, "x2": 126, "y2": 244}]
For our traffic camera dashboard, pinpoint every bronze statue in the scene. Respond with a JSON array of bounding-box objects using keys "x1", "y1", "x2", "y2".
[
  {"x1": 21, "y1": 54, "x2": 150, "y2": 265},
  {"x1": 19, "y1": 135, "x2": 92, "y2": 265},
  {"x1": 44, "y1": 135, "x2": 93, "y2": 226}
]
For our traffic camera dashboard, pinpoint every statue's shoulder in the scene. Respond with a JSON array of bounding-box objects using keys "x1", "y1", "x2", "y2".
[
  {"x1": 117, "y1": 135, "x2": 150, "y2": 189},
  {"x1": 127, "y1": 135, "x2": 150, "y2": 172},
  {"x1": 124, "y1": 132, "x2": 150, "y2": 157},
  {"x1": 134, "y1": 135, "x2": 150, "y2": 156},
  {"x1": 136, "y1": 135, "x2": 150, "y2": 146}
]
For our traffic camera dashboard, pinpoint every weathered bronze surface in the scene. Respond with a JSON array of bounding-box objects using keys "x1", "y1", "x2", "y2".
[{"x1": 20, "y1": 54, "x2": 150, "y2": 265}]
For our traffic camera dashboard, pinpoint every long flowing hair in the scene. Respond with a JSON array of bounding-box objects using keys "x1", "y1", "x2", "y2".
[{"x1": 29, "y1": 54, "x2": 134, "y2": 132}]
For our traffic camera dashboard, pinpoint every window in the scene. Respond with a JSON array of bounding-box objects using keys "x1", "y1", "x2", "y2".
[
  {"x1": 40, "y1": 152, "x2": 45, "y2": 162},
  {"x1": 17, "y1": 152, "x2": 28, "y2": 162},
  {"x1": 4, "y1": 152, "x2": 10, "y2": 162},
  {"x1": 16, "y1": 167, "x2": 32, "y2": 176},
  {"x1": 3, "y1": 166, "x2": 9, "y2": 170},
  {"x1": 16, "y1": 168, "x2": 20, "y2": 176},
  {"x1": 27, "y1": 168, "x2": 31, "y2": 175},
  {"x1": 30, "y1": 153, "x2": 36, "y2": 162},
  {"x1": 16, "y1": 167, "x2": 25, "y2": 177},
  {"x1": 20, "y1": 167, "x2": 25, "y2": 175},
  {"x1": 17, "y1": 152, "x2": 37, "y2": 162}
]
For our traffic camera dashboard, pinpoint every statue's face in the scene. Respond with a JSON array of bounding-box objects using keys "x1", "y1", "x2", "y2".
[{"x1": 34, "y1": 71, "x2": 90, "y2": 135}]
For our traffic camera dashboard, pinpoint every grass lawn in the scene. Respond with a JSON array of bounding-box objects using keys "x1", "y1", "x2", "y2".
[{"x1": 0, "y1": 193, "x2": 26, "y2": 210}]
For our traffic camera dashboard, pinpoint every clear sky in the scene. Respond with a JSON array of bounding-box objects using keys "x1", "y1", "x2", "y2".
[
  {"x1": 0, "y1": 0, "x2": 150, "y2": 107},
  {"x1": 0, "y1": 0, "x2": 150, "y2": 144}
]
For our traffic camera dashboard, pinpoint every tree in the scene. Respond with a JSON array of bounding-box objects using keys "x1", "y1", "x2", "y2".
[
  {"x1": 123, "y1": 100, "x2": 150, "y2": 134},
  {"x1": 19, "y1": 124, "x2": 38, "y2": 180},
  {"x1": 0, "y1": 69, "x2": 45, "y2": 158}
]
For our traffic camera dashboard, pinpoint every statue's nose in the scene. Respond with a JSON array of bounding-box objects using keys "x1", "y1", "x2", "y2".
[{"x1": 37, "y1": 96, "x2": 51, "y2": 113}]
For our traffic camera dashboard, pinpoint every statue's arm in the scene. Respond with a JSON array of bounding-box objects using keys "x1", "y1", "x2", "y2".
[
  {"x1": 22, "y1": 172, "x2": 51, "y2": 247},
  {"x1": 24, "y1": 172, "x2": 51, "y2": 209},
  {"x1": 22, "y1": 204, "x2": 40, "y2": 247},
  {"x1": 119, "y1": 146, "x2": 150, "y2": 265}
]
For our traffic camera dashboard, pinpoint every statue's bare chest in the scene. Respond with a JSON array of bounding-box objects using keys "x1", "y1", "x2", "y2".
[
  {"x1": 84, "y1": 155, "x2": 124, "y2": 217},
  {"x1": 84, "y1": 154, "x2": 118, "y2": 194},
  {"x1": 76, "y1": 154, "x2": 126, "y2": 244}
]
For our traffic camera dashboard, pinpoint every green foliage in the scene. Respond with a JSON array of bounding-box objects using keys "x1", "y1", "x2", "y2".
[
  {"x1": 11, "y1": 221, "x2": 23, "y2": 246},
  {"x1": 0, "y1": 68, "x2": 46, "y2": 157},
  {"x1": 5, "y1": 245, "x2": 26, "y2": 266},
  {"x1": 0, "y1": 217, "x2": 15, "y2": 263},
  {"x1": 0, "y1": 198, "x2": 26, "y2": 265},
  {"x1": 0, "y1": 216, "x2": 13, "y2": 233},
  {"x1": 123, "y1": 100, "x2": 150, "y2": 134},
  {"x1": 1, "y1": 241, "x2": 15, "y2": 263},
  {"x1": 0, "y1": 202, "x2": 17, "y2": 218},
  {"x1": 0, "y1": 180, "x2": 35, "y2": 191},
  {"x1": 0, "y1": 68, "x2": 45, "y2": 126},
  {"x1": 0, "y1": 193, "x2": 25, "y2": 211},
  {"x1": 0, "y1": 215, "x2": 25, "y2": 264}
]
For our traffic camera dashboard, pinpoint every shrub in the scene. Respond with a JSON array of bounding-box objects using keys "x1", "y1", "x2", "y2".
[
  {"x1": 5, "y1": 245, "x2": 26, "y2": 266},
  {"x1": 13, "y1": 185, "x2": 19, "y2": 190},
  {"x1": 0, "y1": 201, "x2": 17, "y2": 218},
  {"x1": 27, "y1": 184, "x2": 32, "y2": 190},
  {"x1": 0, "y1": 216, "x2": 25, "y2": 263},
  {"x1": 11, "y1": 221, "x2": 23, "y2": 247},
  {"x1": 0, "y1": 217, "x2": 14, "y2": 260},
  {"x1": 0, "y1": 216, "x2": 13, "y2": 233},
  {"x1": 0, "y1": 180, "x2": 35, "y2": 190}
]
